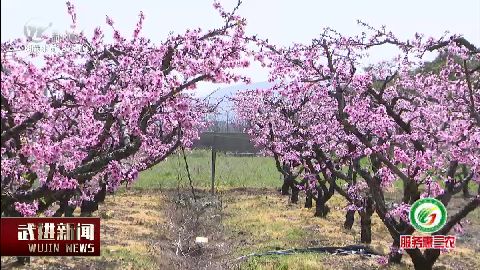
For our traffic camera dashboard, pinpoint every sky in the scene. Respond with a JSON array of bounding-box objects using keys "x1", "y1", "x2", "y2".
[{"x1": 2, "y1": 0, "x2": 479, "y2": 96}]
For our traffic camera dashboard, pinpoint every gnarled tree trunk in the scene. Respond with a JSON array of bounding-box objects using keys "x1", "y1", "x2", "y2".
[
  {"x1": 343, "y1": 209, "x2": 355, "y2": 230},
  {"x1": 314, "y1": 188, "x2": 330, "y2": 217},
  {"x1": 406, "y1": 248, "x2": 440, "y2": 270},
  {"x1": 290, "y1": 182, "x2": 299, "y2": 204},
  {"x1": 305, "y1": 191, "x2": 313, "y2": 208},
  {"x1": 388, "y1": 237, "x2": 403, "y2": 264},
  {"x1": 462, "y1": 178, "x2": 471, "y2": 198},
  {"x1": 359, "y1": 197, "x2": 374, "y2": 243},
  {"x1": 281, "y1": 178, "x2": 290, "y2": 195},
  {"x1": 359, "y1": 212, "x2": 372, "y2": 243},
  {"x1": 80, "y1": 182, "x2": 107, "y2": 217},
  {"x1": 314, "y1": 199, "x2": 329, "y2": 217}
]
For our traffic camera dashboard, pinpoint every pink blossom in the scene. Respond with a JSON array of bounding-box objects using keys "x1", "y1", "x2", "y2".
[
  {"x1": 2, "y1": 1, "x2": 251, "y2": 216},
  {"x1": 376, "y1": 256, "x2": 388, "y2": 265},
  {"x1": 14, "y1": 201, "x2": 39, "y2": 217},
  {"x1": 105, "y1": 15, "x2": 114, "y2": 26}
]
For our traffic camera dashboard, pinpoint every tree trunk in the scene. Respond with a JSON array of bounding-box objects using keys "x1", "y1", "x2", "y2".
[
  {"x1": 314, "y1": 186, "x2": 330, "y2": 217},
  {"x1": 389, "y1": 250, "x2": 403, "y2": 264},
  {"x1": 388, "y1": 237, "x2": 403, "y2": 264},
  {"x1": 280, "y1": 163, "x2": 292, "y2": 195},
  {"x1": 64, "y1": 204, "x2": 75, "y2": 217},
  {"x1": 80, "y1": 182, "x2": 106, "y2": 216},
  {"x1": 406, "y1": 249, "x2": 437, "y2": 270},
  {"x1": 463, "y1": 178, "x2": 471, "y2": 198},
  {"x1": 16, "y1": 257, "x2": 30, "y2": 265},
  {"x1": 55, "y1": 196, "x2": 76, "y2": 217},
  {"x1": 281, "y1": 179, "x2": 290, "y2": 195},
  {"x1": 291, "y1": 184, "x2": 299, "y2": 204},
  {"x1": 461, "y1": 165, "x2": 471, "y2": 198},
  {"x1": 314, "y1": 199, "x2": 330, "y2": 217},
  {"x1": 80, "y1": 200, "x2": 97, "y2": 217},
  {"x1": 359, "y1": 211, "x2": 372, "y2": 243},
  {"x1": 314, "y1": 189, "x2": 330, "y2": 217},
  {"x1": 343, "y1": 210, "x2": 355, "y2": 229},
  {"x1": 360, "y1": 197, "x2": 374, "y2": 243},
  {"x1": 412, "y1": 260, "x2": 434, "y2": 270},
  {"x1": 305, "y1": 192, "x2": 313, "y2": 208}
]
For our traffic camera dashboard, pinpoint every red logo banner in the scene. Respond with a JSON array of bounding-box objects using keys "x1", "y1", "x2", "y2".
[
  {"x1": 1, "y1": 217, "x2": 100, "y2": 256},
  {"x1": 400, "y1": 234, "x2": 456, "y2": 249}
]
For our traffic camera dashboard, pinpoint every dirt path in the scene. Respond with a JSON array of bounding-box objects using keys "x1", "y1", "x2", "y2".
[{"x1": 1, "y1": 189, "x2": 235, "y2": 270}]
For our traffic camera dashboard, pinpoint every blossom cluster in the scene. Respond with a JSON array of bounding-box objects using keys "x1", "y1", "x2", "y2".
[
  {"x1": 1, "y1": 1, "x2": 251, "y2": 217},
  {"x1": 234, "y1": 22, "x2": 479, "y2": 265}
]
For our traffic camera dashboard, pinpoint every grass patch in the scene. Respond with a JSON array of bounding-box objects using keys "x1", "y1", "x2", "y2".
[
  {"x1": 133, "y1": 149, "x2": 479, "y2": 197},
  {"x1": 223, "y1": 193, "x2": 373, "y2": 255},
  {"x1": 223, "y1": 191, "x2": 480, "y2": 270},
  {"x1": 100, "y1": 244, "x2": 156, "y2": 270},
  {"x1": 242, "y1": 254, "x2": 330, "y2": 270},
  {"x1": 133, "y1": 149, "x2": 282, "y2": 190}
]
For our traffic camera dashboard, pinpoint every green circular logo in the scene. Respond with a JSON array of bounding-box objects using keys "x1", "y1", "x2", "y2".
[{"x1": 409, "y1": 198, "x2": 447, "y2": 233}]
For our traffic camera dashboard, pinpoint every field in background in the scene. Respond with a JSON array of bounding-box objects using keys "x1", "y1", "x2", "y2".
[
  {"x1": 134, "y1": 149, "x2": 478, "y2": 193},
  {"x1": 133, "y1": 149, "x2": 282, "y2": 190}
]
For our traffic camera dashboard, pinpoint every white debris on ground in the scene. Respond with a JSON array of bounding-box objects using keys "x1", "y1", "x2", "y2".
[{"x1": 195, "y1": 237, "x2": 208, "y2": 244}]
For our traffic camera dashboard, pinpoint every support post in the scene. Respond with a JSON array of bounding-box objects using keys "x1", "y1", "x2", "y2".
[{"x1": 211, "y1": 136, "x2": 217, "y2": 195}]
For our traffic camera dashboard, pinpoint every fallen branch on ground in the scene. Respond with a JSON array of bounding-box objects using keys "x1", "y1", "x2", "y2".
[{"x1": 234, "y1": 244, "x2": 382, "y2": 261}]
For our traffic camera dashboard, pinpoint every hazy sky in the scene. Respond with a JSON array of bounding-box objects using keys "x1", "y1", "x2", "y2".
[{"x1": 2, "y1": 0, "x2": 479, "y2": 95}]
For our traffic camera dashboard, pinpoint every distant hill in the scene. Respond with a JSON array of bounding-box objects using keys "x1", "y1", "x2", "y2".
[
  {"x1": 203, "y1": 81, "x2": 272, "y2": 120},
  {"x1": 205, "y1": 81, "x2": 272, "y2": 99}
]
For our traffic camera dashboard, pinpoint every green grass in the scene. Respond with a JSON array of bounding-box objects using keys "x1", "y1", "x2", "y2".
[
  {"x1": 134, "y1": 150, "x2": 479, "y2": 194},
  {"x1": 133, "y1": 149, "x2": 282, "y2": 190},
  {"x1": 100, "y1": 246, "x2": 157, "y2": 270},
  {"x1": 241, "y1": 254, "x2": 331, "y2": 270}
]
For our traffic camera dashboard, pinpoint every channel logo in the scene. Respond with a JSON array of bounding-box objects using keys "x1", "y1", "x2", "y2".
[{"x1": 409, "y1": 198, "x2": 447, "y2": 233}]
